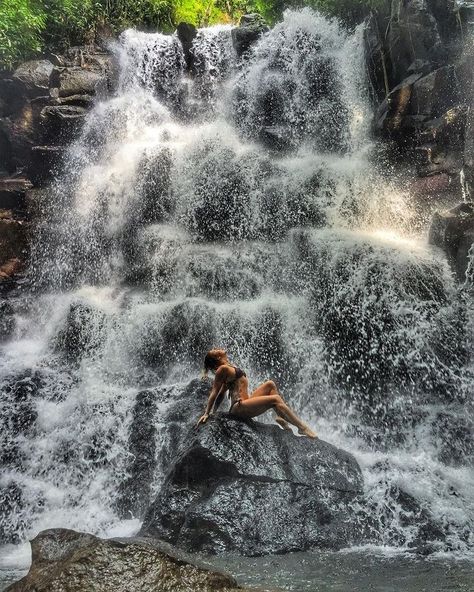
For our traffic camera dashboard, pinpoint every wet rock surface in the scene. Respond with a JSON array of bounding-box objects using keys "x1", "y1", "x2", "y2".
[
  {"x1": 141, "y1": 414, "x2": 364, "y2": 555},
  {"x1": 365, "y1": 0, "x2": 474, "y2": 186},
  {"x1": 232, "y1": 14, "x2": 269, "y2": 57},
  {"x1": 0, "y1": 209, "x2": 28, "y2": 286},
  {"x1": 429, "y1": 201, "x2": 474, "y2": 280},
  {"x1": 177, "y1": 22, "x2": 198, "y2": 70},
  {"x1": 0, "y1": 45, "x2": 114, "y2": 286},
  {"x1": 116, "y1": 379, "x2": 209, "y2": 519},
  {"x1": 5, "y1": 528, "x2": 261, "y2": 592}
]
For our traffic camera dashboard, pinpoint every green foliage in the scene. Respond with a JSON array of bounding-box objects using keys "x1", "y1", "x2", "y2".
[
  {"x1": 173, "y1": 0, "x2": 225, "y2": 27},
  {"x1": 253, "y1": 0, "x2": 383, "y2": 24},
  {"x1": 0, "y1": 0, "x2": 176, "y2": 68},
  {"x1": 0, "y1": 0, "x2": 383, "y2": 69},
  {"x1": 172, "y1": 0, "x2": 254, "y2": 27},
  {"x1": 0, "y1": 0, "x2": 46, "y2": 69}
]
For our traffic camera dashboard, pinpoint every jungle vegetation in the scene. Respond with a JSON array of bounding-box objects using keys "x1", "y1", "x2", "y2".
[{"x1": 0, "y1": 0, "x2": 382, "y2": 68}]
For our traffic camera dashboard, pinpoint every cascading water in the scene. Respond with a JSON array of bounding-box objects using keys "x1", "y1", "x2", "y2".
[{"x1": 1, "y1": 7, "x2": 473, "y2": 576}]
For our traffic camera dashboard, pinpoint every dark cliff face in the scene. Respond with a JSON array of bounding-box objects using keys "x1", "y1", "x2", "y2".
[
  {"x1": 365, "y1": 0, "x2": 471, "y2": 179},
  {"x1": 364, "y1": 0, "x2": 474, "y2": 280},
  {"x1": 0, "y1": 47, "x2": 115, "y2": 291}
]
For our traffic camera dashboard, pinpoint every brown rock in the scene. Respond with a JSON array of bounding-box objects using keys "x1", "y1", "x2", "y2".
[
  {"x1": 376, "y1": 73, "x2": 422, "y2": 132},
  {"x1": 0, "y1": 206, "x2": 28, "y2": 284},
  {"x1": 53, "y1": 67, "x2": 105, "y2": 97},
  {"x1": 0, "y1": 257, "x2": 24, "y2": 280},
  {"x1": 5, "y1": 528, "x2": 267, "y2": 592},
  {"x1": 0, "y1": 177, "x2": 32, "y2": 213},
  {"x1": 0, "y1": 215, "x2": 27, "y2": 264},
  {"x1": 12, "y1": 60, "x2": 54, "y2": 97}
]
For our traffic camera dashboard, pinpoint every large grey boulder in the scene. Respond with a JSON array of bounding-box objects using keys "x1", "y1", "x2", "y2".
[
  {"x1": 140, "y1": 414, "x2": 364, "y2": 555},
  {"x1": 5, "y1": 528, "x2": 258, "y2": 592}
]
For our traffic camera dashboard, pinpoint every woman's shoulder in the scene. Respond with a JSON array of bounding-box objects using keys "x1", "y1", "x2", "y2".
[{"x1": 215, "y1": 364, "x2": 235, "y2": 379}]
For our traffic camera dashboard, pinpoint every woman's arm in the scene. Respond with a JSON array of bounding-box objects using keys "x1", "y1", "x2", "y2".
[{"x1": 197, "y1": 367, "x2": 228, "y2": 425}]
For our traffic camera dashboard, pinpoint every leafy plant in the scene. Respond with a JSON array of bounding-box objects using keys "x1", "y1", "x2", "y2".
[{"x1": 0, "y1": 0, "x2": 46, "y2": 69}]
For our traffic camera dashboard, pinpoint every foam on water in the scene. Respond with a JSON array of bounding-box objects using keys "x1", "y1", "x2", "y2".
[{"x1": 0, "y1": 7, "x2": 473, "y2": 561}]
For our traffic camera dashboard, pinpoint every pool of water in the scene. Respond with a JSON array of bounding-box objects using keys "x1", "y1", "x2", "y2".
[
  {"x1": 0, "y1": 545, "x2": 30, "y2": 591},
  {"x1": 203, "y1": 549, "x2": 474, "y2": 592}
]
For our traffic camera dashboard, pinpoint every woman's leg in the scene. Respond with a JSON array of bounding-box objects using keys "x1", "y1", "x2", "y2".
[
  {"x1": 250, "y1": 380, "x2": 292, "y2": 431},
  {"x1": 231, "y1": 394, "x2": 316, "y2": 438}
]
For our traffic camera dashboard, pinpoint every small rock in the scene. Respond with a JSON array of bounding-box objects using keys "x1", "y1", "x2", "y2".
[
  {"x1": 176, "y1": 22, "x2": 197, "y2": 70},
  {"x1": 231, "y1": 14, "x2": 269, "y2": 57}
]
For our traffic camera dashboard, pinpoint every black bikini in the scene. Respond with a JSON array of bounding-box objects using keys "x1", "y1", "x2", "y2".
[
  {"x1": 228, "y1": 366, "x2": 246, "y2": 412},
  {"x1": 232, "y1": 366, "x2": 246, "y2": 380}
]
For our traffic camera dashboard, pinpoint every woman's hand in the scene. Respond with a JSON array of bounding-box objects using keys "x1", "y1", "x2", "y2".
[{"x1": 197, "y1": 413, "x2": 209, "y2": 426}]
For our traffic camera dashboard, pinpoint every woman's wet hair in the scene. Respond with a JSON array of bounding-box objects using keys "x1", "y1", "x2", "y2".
[{"x1": 203, "y1": 349, "x2": 226, "y2": 376}]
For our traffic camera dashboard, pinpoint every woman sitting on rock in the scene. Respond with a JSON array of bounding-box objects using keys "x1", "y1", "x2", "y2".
[{"x1": 197, "y1": 348, "x2": 317, "y2": 438}]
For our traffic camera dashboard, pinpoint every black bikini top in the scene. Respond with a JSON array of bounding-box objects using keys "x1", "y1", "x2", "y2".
[
  {"x1": 233, "y1": 366, "x2": 246, "y2": 380},
  {"x1": 228, "y1": 365, "x2": 246, "y2": 383}
]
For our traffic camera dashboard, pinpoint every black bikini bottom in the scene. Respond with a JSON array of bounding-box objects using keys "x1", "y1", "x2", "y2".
[{"x1": 229, "y1": 399, "x2": 242, "y2": 413}]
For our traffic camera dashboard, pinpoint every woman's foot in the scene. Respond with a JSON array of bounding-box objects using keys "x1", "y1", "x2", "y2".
[
  {"x1": 275, "y1": 417, "x2": 293, "y2": 432},
  {"x1": 298, "y1": 425, "x2": 317, "y2": 439}
]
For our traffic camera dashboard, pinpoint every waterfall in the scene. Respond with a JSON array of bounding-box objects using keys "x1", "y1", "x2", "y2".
[{"x1": 1, "y1": 8, "x2": 473, "y2": 558}]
